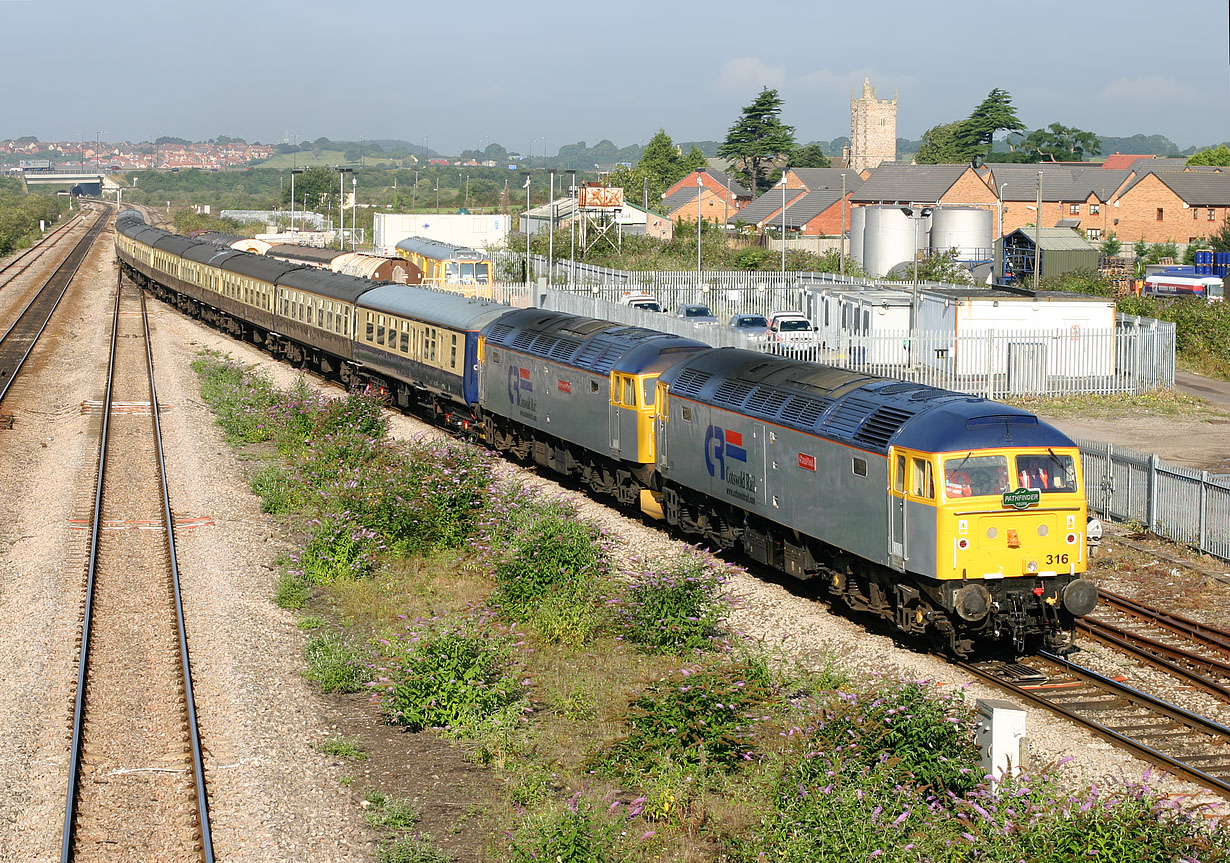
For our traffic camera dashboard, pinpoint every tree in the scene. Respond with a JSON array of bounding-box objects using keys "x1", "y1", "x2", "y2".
[
  {"x1": 717, "y1": 88, "x2": 796, "y2": 196},
  {"x1": 1099, "y1": 233, "x2": 1122, "y2": 256},
  {"x1": 790, "y1": 143, "x2": 831, "y2": 168},
  {"x1": 1208, "y1": 217, "x2": 1230, "y2": 253},
  {"x1": 1020, "y1": 123, "x2": 1101, "y2": 162},
  {"x1": 915, "y1": 122, "x2": 971, "y2": 164},
  {"x1": 957, "y1": 89, "x2": 1025, "y2": 157},
  {"x1": 1188, "y1": 144, "x2": 1230, "y2": 166},
  {"x1": 680, "y1": 146, "x2": 708, "y2": 174},
  {"x1": 282, "y1": 165, "x2": 337, "y2": 210}
]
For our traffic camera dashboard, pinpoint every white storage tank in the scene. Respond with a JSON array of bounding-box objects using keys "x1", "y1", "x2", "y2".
[
  {"x1": 862, "y1": 206, "x2": 919, "y2": 278},
  {"x1": 930, "y1": 207, "x2": 992, "y2": 262},
  {"x1": 849, "y1": 205, "x2": 867, "y2": 266}
]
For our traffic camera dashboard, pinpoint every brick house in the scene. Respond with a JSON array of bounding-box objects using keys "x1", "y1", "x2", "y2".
[
  {"x1": 1105, "y1": 171, "x2": 1230, "y2": 245},
  {"x1": 985, "y1": 164, "x2": 1131, "y2": 241},
  {"x1": 851, "y1": 163, "x2": 998, "y2": 223},
  {"x1": 663, "y1": 168, "x2": 749, "y2": 225},
  {"x1": 727, "y1": 167, "x2": 865, "y2": 236}
]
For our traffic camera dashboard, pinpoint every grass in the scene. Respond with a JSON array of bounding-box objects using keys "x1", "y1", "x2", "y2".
[
  {"x1": 315, "y1": 735, "x2": 367, "y2": 760},
  {"x1": 1006, "y1": 387, "x2": 1229, "y2": 420},
  {"x1": 364, "y1": 790, "x2": 422, "y2": 830},
  {"x1": 303, "y1": 630, "x2": 371, "y2": 693}
]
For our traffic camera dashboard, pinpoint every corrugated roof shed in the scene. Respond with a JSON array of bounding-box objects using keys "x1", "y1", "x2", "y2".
[{"x1": 1005, "y1": 226, "x2": 1097, "y2": 251}]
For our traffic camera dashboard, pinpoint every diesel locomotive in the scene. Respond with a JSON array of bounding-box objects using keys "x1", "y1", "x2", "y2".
[{"x1": 115, "y1": 210, "x2": 1101, "y2": 658}]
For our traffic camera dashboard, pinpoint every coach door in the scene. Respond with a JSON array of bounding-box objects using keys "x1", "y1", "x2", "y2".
[{"x1": 888, "y1": 449, "x2": 907, "y2": 571}]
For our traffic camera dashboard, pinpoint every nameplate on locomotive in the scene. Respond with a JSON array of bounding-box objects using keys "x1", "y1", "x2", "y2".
[{"x1": 1002, "y1": 488, "x2": 1041, "y2": 510}]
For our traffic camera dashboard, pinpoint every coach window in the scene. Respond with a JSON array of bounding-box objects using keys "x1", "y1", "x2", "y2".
[
  {"x1": 400, "y1": 328, "x2": 409, "y2": 353},
  {"x1": 366, "y1": 316, "x2": 374, "y2": 342},
  {"x1": 450, "y1": 334, "x2": 458, "y2": 368},
  {"x1": 911, "y1": 457, "x2": 934, "y2": 499},
  {"x1": 377, "y1": 317, "x2": 385, "y2": 346},
  {"x1": 894, "y1": 454, "x2": 906, "y2": 493}
]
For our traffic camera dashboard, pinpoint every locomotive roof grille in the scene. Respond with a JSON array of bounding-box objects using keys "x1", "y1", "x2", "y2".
[
  {"x1": 781, "y1": 395, "x2": 831, "y2": 428},
  {"x1": 672, "y1": 368, "x2": 713, "y2": 398},
  {"x1": 546, "y1": 336, "x2": 582, "y2": 361},
  {"x1": 855, "y1": 406, "x2": 917, "y2": 450},
  {"x1": 511, "y1": 330, "x2": 538, "y2": 351},
  {"x1": 713, "y1": 379, "x2": 756, "y2": 409},
  {"x1": 746, "y1": 387, "x2": 792, "y2": 419},
  {"x1": 485, "y1": 323, "x2": 515, "y2": 344},
  {"x1": 824, "y1": 396, "x2": 882, "y2": 437}
]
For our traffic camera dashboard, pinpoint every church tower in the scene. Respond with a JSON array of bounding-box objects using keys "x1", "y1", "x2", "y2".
[{"x1": 849, "y1": 78, "x2": 897, "y2": 172}]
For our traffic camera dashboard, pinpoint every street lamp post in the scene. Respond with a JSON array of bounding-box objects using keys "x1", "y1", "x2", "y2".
[
  {"x1": 1033, "y1": 171, "x2": 1043, "y2": 297},
  {"x1": 548, "y1": 170, "x2": 555, "y2": 287},
  {"x1": 840, "y1": 172, "x2": 847, "y2": 277},
  {"x1": 352, "y1": 174, "x2": 357, "y2": 251},
  {"x1": 696, "y1": 169, "x2": 705, "y2": 282},
  {"x1": 569, "y1": 170, "x2": 577, "y2": 287},
  {"x1": 337, "y1": 167, "x2": 353, "y2": 249},
  {"x1": 779, "y1": 173, "x2": 788, "y2": 274},
  {"x1": 522, "y1": 173, "x2": 532, "y2": 285},
  {"x1": 290, "y1": 168, "x2": 304, "y2": 238}
]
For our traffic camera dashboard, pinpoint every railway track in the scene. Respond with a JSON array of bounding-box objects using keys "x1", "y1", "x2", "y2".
[
  {"x1": 0, "y1": 210, "x2": 107, "y2": 406},
  {"x1": 62, "y1": 267, "x2": 213, "y2": 861},
  {"x1": 1078, "y1": 588, "x2": 1230, "y2": 701},
  {"x1": 962, "y1": 651, "x2": 1230, "y2": 798},
  {"x1": 0, "y1": 211, "x2": 86, "y2": 292}
]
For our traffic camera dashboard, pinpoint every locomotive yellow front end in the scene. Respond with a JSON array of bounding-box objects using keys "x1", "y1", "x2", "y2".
[{"x1": 935, "y1": 446, "x2": 1100, "y2": 653}]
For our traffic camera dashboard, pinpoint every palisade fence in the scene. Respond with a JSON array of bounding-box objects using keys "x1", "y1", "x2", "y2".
[
  {"x1": 543, "y1": 290, "x2": 1175, "y2": 399},
  {"x1": 1075, "y1": 439, "x2": 1230, "y2": 563}
]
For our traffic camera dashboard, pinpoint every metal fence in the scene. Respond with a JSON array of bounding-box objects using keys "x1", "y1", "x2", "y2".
[
  {"x1": 1076, "y1": 438, "x2": 1230, "y2": 562},
  {"x1": 543, "y1": 291, "x2": 1175, "y2": 399}
]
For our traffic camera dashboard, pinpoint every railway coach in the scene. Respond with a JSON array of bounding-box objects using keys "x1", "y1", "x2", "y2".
[{"x1": 394, "y1": 236, "x2": 492, "y2": 286}]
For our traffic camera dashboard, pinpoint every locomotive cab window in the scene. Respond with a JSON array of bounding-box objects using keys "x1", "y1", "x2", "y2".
[
  {"x1": 911, "y1": 457, "x2": 934, "y2": 499},
  {"x1": 1015, "y1": 453, "x2": 1076, "y2": 493},
  {"x1": 642, "y1": 377, "x2": 656, "y2": 406},
  {"x1": 893, "y1": 454, "x2": 906, "y2": 493},
  {"x1": 623, "y1": 376, "x2": 637, "y2": 407},
  {"x1": 944, "y1": 454, "x2": 1010, "y2": 499}
]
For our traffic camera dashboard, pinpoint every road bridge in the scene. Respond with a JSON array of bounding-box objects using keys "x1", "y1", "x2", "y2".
[{"x1": 19, "y1": 171, "x2": 122, "y2": 195}]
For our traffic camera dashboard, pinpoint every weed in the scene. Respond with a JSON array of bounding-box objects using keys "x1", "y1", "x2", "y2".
[
  {"x1": 304, "y1": 631, "x2": 371, "y2": 693},
  {"x1": 364, "y1": 789, "x2": 421, "y2": 830},
  {"x1": 505, "y1": 794, "x2": 627, "y2": 863},
  {"x1": 339, "y1": 775, "x2": 353, "y2": 787},
  {"x1": 297, "y1": 615, "x2": 327, "y2": 630},
  {"x1": 555, "y1": 683, "x2": 597, "y2": 721},
  {"x1": 315, "y1": 735, "x2": 367, "y2": 760},
  {"x1": 593, "y1": 655, "x2": 773, "y2": 776},
  {"x1": 614, "y1": 551, "x2": 729, "y2": 654},
  {"x1": 491, "y1": 508, "x2": 608, "y2": 634},
  {"x1": 292, "y1": 511, "x2": 385, "y2": 584},
  {"x1": 273, "y1": 572, "x2": 310, "y2": 609},
  {"x1": 191, "y1": 353, "x2": 278, "y2": 445},
  {"x1": 375, "y1": 616, "x2": 529, "y2": 736},
  {"x1": 250, "y1": 463, "x2": 303, "y2": 514},
  {"x1": 376, "y1": 835, "x2": 452, "y2": 863}
]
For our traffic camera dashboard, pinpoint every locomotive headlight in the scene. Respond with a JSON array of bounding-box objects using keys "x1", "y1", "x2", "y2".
[
  {"x1": 1026, "y1": 560, "x2": 1038, "y2": 573},
  {"x1": 1036, "y1": 524, "x2": 1049, "y2": 537}
]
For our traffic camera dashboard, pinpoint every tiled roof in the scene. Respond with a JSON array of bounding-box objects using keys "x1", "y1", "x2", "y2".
[
  {"x1": 782, "y1": 190, "x2": 843, "y2": 227},
  {"x1": 702, "y1": 167, "x2": 750, "y2": 196},
  {"x1": 789, "y1": 168, "x2": 864, "y2": 195},
  {"x1": 1101, "y1": 153, "x2": 1154, "y2": 170},
  {"x1": 1146, "y1": 172, "x2": 1230, "y2": 206},
  {"x1": 727, "y1": 188, "x2": 807, "y2": 226},
  {"x1": 849, "y1": 163, "x2": 970, "y2": 204}
]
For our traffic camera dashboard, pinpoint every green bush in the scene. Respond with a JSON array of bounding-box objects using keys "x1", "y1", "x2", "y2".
[
  {"x1": 377, "y1": 835, "x2": 452, "y2": 863},
  {"x1": 191, "y1": 354, "x2": 278, "y2": 445},
  {"x1": 807, "y1": 681, "x2": 980, "y2": 793},
  {"x1": 594, "y1": 656, "x2": 773, "y2": 775},
  {"x1": 273, "y1": 571, "x2": 310, "y2": 609},
  {"x1": 506, "y1": 795, "x2": 629, "y2": 863},
  {"x1": 491, "y1": 509, "x2": 608, "y2": 634},
  {"x1": 376, "y1": 618, "x2": 528, "y2": 735},
  {"x1": 615, "y1": 552, "x2": 729, "y2": 654},
  {"x1": 304, "y1": 631, "x2": 371, "y2": 693},
  {"x1": 250, "y1": 463, "x2": 303, "y2": 513},
  {"x1": 294, "y1": 511, "x2": 384, "y2": 584}
]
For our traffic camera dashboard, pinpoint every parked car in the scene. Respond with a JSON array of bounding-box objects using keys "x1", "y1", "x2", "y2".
[
  {"x1": 767, "y1": 311, "x2": 819, "y2": 352},
  {"x1": 728, "y1": 313, "x2": 771, "y2": 339},
  {"x1": 674, "y1": 303, "x2": 719, "y2": 324},
  {"x1": 617, "y1": 291, "x2": 663, "y2": 312}
]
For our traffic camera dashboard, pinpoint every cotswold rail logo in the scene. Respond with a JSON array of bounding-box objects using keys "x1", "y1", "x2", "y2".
[
  {"x1": 704, "y1": 425, "x2": 746, "y2": 479},
  {"x1": 1002, "y1": 487, "x2": 1041, "y2": 510},
  {"x1": 507, "y1": 365, "x2": 533, "y2": 405}
]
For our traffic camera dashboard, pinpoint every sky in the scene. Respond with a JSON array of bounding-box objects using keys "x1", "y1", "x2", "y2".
[{"x1": 4, "y1": 0, "x2": 1228, "y2": 154}]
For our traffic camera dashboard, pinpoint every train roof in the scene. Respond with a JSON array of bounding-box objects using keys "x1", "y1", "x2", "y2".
[
  {"x1": 221, "y1": 252, "x2": 303, "y2": 283},
  {"x1": 394, "y1": 236, "x2": 485, "y2": 261},
  {"x1": 183, "y1": 243, "x2": 243, "y2": 266},
  {"x1": 277, "y1": 266, "x2": 379, "y2": 302},
  {"x1": 267, "y1": 244, "x2": 349, "y2": 265},
  {"x1": 152, "y1": 234, "x2": 203, "y2": 257},
  {"x1": 483, "y1": 308, "x2": 709, "y2": 375},
  {"x1": 661, "y1": 349, "x2": 1074, "y2": 454},
  {"x1": 357, "y1": 285, "x2": 512, "y2": 331}
]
